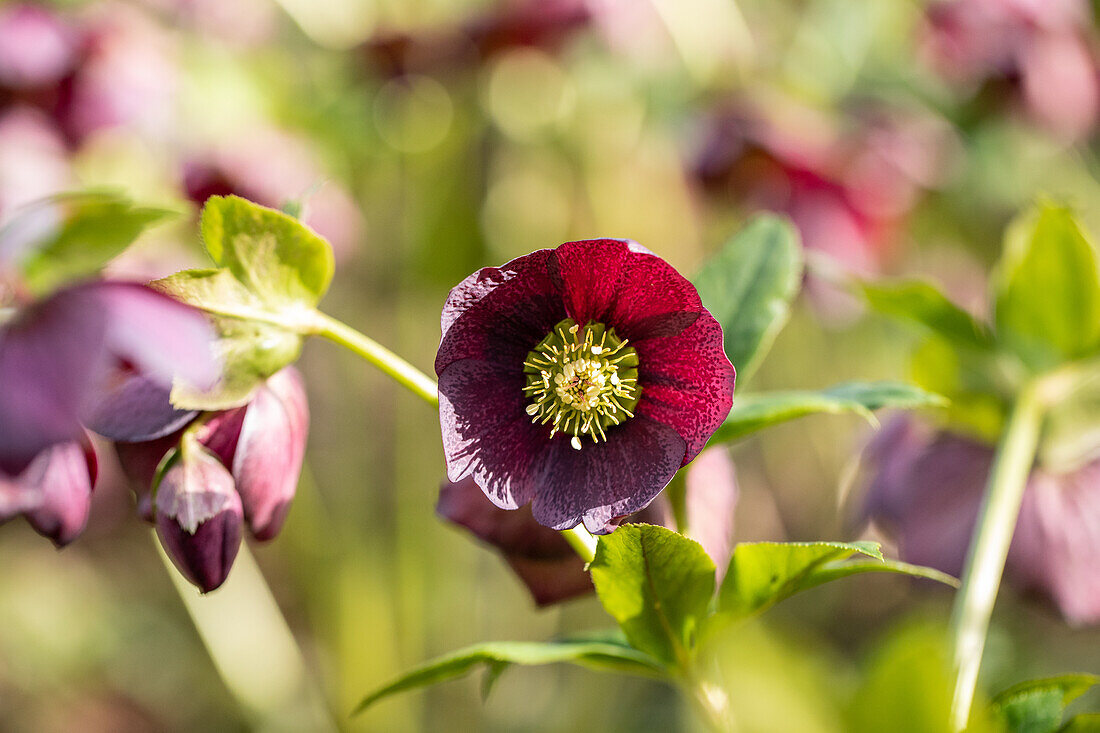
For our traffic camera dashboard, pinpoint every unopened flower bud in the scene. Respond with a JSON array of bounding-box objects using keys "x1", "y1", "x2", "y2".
[
  {"x1": 228, "y1": 367, "x2": 308, "y2": 541},
  {"x1": 0, "y1": 439, "x2": 96, "y2": 547},
  {"x1": 155, "y1": 439, "x2": 242, "y2": 593}
]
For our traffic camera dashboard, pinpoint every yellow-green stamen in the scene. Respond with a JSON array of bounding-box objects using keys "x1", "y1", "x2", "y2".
[{"x1": 523, "y1": 318, "x2": 641, "y2": 450}]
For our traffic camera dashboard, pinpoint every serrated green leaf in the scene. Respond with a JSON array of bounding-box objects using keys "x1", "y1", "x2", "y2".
[
  {"x1": 708, "y1": 381, "x2": 945, "y2": 445},
  {"x1": 0, "y1": 191, "x2": 173, "y2": 295},
  {"x1": 201, "y1": 195, "x2": 334, "y2": 308},
  {"x1": 353, "y1": 639, "x2": 664, "y2": 714},
  {"x1": 716, "y1": 541, "x2": 885, "y2": 620},
  {"x1": 589, "y1": 524, "x2": 715, "y2": 668},
  {"x1": 993, "y1": 675, "x2": 1099, "y2": 733},
  {"x1": 861, "y1": 279, "x2": 993, "y2": 351},
  {"x1": 994, "y1": 202, "x2": 1100, "y2": 370},
  {"x1": 693, "y1": 215, "x2": 803, "y2": 383}
]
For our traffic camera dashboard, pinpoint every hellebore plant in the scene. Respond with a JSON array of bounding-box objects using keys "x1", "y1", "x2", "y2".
[
  {"x1": 0, "y1": 194, "x2": 217, "y2": 546},
  {"x1": 436, "y1": 238, "x2": 736, "y2": 532},
  {"x1": 8, "y1": 189, "x2": 1090, "y2": 733},
  {"x1": 857, "y1": 200, "x2": 1100, "y2": 729}
]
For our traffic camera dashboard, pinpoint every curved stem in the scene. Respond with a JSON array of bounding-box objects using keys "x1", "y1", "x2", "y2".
[
  {"x1": 562, "y1": 525, "x2": 598, "y2": 563},
  {"x1": 949, "y1": 379, "x2": 1045, "y2": 730},
  {"x1": 308, "y1": 310, "x2": 438, "y2": 407}
]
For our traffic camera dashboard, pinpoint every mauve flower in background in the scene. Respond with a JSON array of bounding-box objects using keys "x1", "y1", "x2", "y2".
[
  {"x1": 0, "y1": 107, "x2": 73, "y2": 215},
  {"x1": 920, "y1": 0, "x2": 1099, "y2": 141},
  {"x1": 437, "y1": 446, "x2": 738, "y2": 606},
  {"x1": 692, "y1": 99, "x2": 958, "y2": 277},
  {"x1": 114, "y1": 367, "x2": 309, "y2": 543},
  {"x1": 0, "y1": 4, "x2": 79, "y2": 95},
  {"x1": 861, "y1": 416, "x2": 1100, "y2": 626},
  {"x1": 436, "y1": 239, "x2": 735, "y2": 533},
  {"x1": 181, "y1": 129, "x2": 365, "y2": 261},
  {"x1": 155, "y1": 439, "x2": 243, "y2": 593}
]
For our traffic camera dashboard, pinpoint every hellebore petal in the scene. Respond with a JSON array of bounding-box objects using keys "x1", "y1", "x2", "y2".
[
  {"x1": 23, "y1": 439, "x2": 97, "y2": 546},
  {"x1": 0, "y1": 281, "x2": 217, "y2": 472},
  {"x1": 155, "y1": 444, "x2": 242, "y2": 593},
  {"x1": 684, "y1": 446, "x2": 739, "y2": 579},
  {"x1": 436, "y1": 249, "x2": 564, "y2": 375},
  {"x1": 862, "y1": 416, "x2": 1100, "y2": 625},
  {"x1": 862, "y1": 420, "x2": 992, "y2": 577},
  {"x1": 1011, "y1": 462, "x2": 1100, "y2": 626},
  {"x1": 83, "y1": 282, "x2": 218, "y2": 440},
  {"x1": 550, "y1": 239, "x2": 702, "y2": 340},
  {"x1": 437, "y1": 239, "x2": 734, "y2": 531},
  {"x1": 0, "y1": 438, "x2": 96, "y2": 546},
  {"x1": 0, "y1": 286, "x2": 107, "y2": 474},
  {"x1": 229, "y1": 367, "x2": 308, "y2": 540},
  {"x1": 634, "y1": 310, "x2": 736, "y2": 465},
  {"x1": 437, "y1": 477, "x2": 592, "y2": 606}
]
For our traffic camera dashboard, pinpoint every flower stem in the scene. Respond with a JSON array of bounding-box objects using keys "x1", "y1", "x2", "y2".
[
  {"x1": 308, "y1": 310, "x2": 438, "y2": 407},
  {"x1": 562, "y1": 525, "x2": 598, "y2": 563},
  {"x1": 948, "y1": 379, "x2": 1045, "y2": 730},
  {"x1": 156, "y1": 535, "x2": 338, "y2": 731}
]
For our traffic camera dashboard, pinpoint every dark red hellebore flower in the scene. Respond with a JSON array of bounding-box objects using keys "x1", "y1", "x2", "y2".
[{"x1": 436, "y1": 239, "x2": 735, "y2": 533}]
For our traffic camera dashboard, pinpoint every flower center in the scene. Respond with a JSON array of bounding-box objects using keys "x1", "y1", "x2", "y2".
[{"x1": 523, "y1": 319, "x2": 641, "y2": 450}]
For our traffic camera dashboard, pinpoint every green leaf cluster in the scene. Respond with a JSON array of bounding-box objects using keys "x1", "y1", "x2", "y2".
[
  {"x1": 861, "y1": 200, "x2": 1100, "y2": 468},
  {"x1": 695, "y1": 214, "x2": 943, "y2": 446},
  {"x1": 154, "y1": 196, "x2": 334, "y2": 410},
  {"x1": 0, "y1": 191, "x2": 173, "y2": 296},
  {"x1": 355, "y1": 527, "x2": 956, "y2": 715}
]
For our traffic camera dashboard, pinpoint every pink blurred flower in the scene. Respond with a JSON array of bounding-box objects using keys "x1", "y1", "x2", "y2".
[{"x1": 862, "y1": 416, "x2": 1100, "y2": 626}]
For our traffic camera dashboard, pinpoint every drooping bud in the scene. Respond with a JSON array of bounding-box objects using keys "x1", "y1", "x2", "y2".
[
  {"x1": 0, "y1": 438, "x2": 95, "y2": 546},
  {"x1": 155, "y1": 437, "x2": 242, "y2": 593},
  {"x1": 24, "y1": 439, "x2": 97, "y2": 546},
  {"x1": 228, "y1": 367, "x2": 308, "y2": 541},
  {"x1": 115, "y1": 430, "x2": 185, "y2": 523}
]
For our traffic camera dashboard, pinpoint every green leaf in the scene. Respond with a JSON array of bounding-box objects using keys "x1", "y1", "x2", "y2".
[
  {"x1": 993, "y1": 675, "x2": 1099, "y2": 733},
  {"x1": 0, "y1": 192, "x2": 173, "y2": 295},
  {"x1": 693, "y1": 215, "x2": 803, "y2": 383},
  {"x1": 708, "y1": 381, "x2": 946, "y2": 444},
  {"x1": 994, "y1": 201, "x2": 1100, "y2": 369},
  {"x1": 353, "y1": 639, "x2": 664, "y2": 714},
  {"x1": 861, "y1": 279, "x2": 993, "y2": 351},
  {"x1": 1060, "y1": 714, "x2": 1100, "y2": 732},
  {"x1": 589, "y1": 524, "x2": 716, "y2": 668},
  {"x1": 200, "y1": 195, "x2": 334, "y2": 308},
  {"x1": 153, "y1": 269, "x2": 305, "y2": 409},
  {"x1": 716, "y1": 541, "x2": 884, "y2": 620},
  {"x1": 170, "y1": 316, "x2": 302, "y2": 410}
]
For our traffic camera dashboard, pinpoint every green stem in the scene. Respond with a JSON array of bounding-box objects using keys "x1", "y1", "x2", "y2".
[
  {"x1": 665, "y1": 470, "x2": 690, "y2": 536},
  {"x1": 309, "y1": 310, "x2": 438, "y2": 407},
  {"x1": 562, "y1": 525, "x2": 598, "y2": 563},
  {"x1": 157, "y1": 536, "x2": 338, "y2": 731},
  {"x1": 948, "y1": 379, "x2": 1045, "y2": 730}
]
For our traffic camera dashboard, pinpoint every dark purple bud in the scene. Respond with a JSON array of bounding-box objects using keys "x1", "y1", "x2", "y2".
[
  {"x1": 155, "y1": 442, "x2": 242, "y2": 593},
  {"x1": 437, "y1": 477, "x2": 593, "y2": 606},
  {"x1": 226, "y1": 367, "x2": 308, "y2": 541}
]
